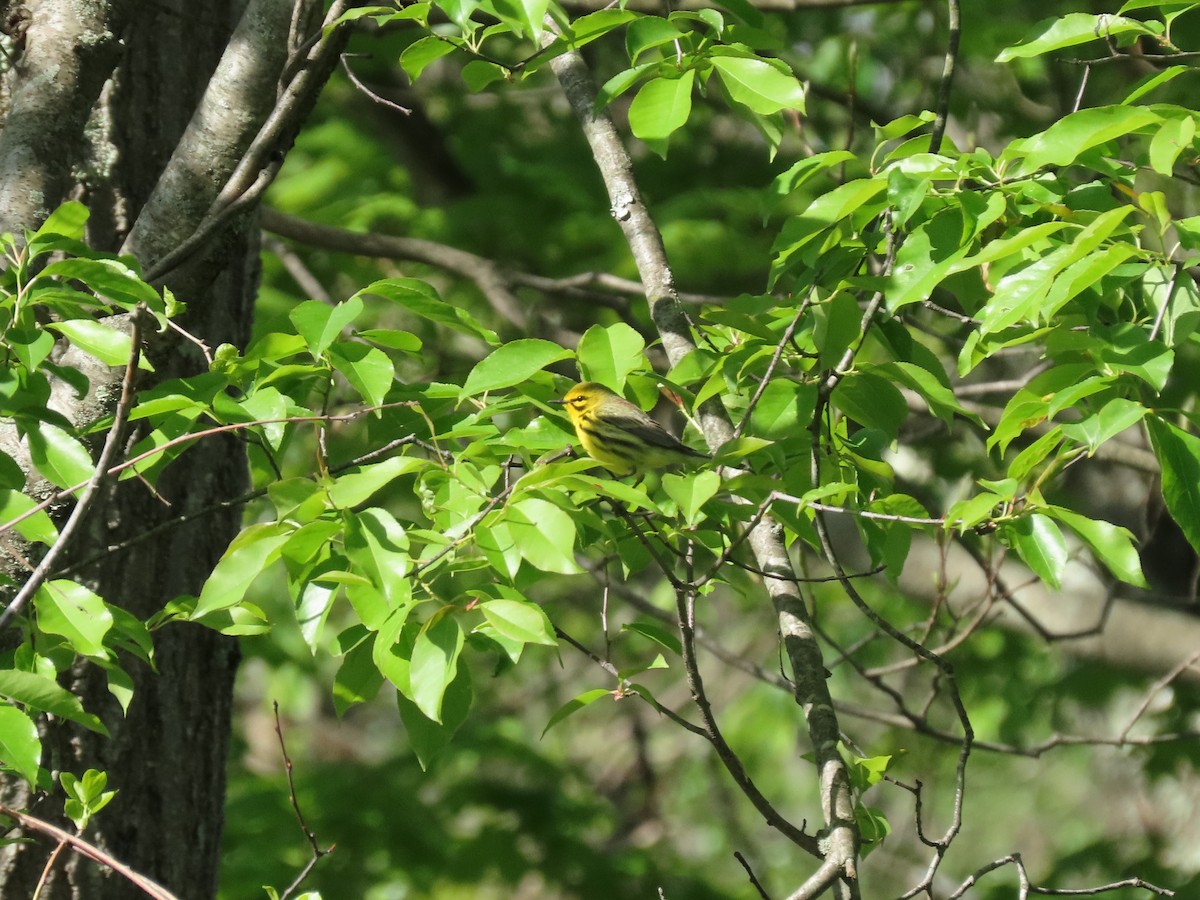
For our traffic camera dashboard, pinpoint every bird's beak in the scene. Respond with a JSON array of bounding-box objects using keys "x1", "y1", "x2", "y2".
[{"x1": 548, "y1": 399, "x2": 566, "y2": 405}]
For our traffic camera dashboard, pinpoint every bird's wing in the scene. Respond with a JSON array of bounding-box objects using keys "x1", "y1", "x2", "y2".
[{"x1": 608, "y1": 409, "x2": 707, "y2": 457}]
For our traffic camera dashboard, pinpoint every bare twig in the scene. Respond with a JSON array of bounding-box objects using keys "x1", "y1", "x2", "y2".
[
  {"x1": 734, "y1": 851, "x2": 772, "y2": 900},
  {"x1": 732, "y1": 297, "x2": 813, "y2": 442},
  {"x1": 273, "y1": 701, "x2": 334, "y2": 899},
  {"x1": 340, "y1": 53, "x2": 412, "y2": 115},
  {"x1": 928, "y1": 0, "x2": 960, "y2": 154},
  {"x1": 947, "y1": 852, "x2": 1175, "y2": 899}
]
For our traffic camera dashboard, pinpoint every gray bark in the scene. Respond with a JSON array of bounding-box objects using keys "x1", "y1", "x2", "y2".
[{"x1": 0, "y1": 1, "x2": 301, "y2": 896}]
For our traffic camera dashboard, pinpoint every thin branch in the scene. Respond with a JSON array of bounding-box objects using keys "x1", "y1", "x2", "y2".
[
  {"x1": 0, "y1": 313, "x2": 143, "y2": 629},
  {"x1": 53, "y1": 435, "x2": 437, "y2": 579},
  {"x1": 928, "y1": 0, "x2": 960, "y2": 154},
  {"x1": 0, "y1": 805, "x2": 181, "y2": 900},
  {"x1": 732, "y1": 298, "x2": 813, "y2": 442},
  {"x1": 553, "y1": 625, "x2": 708, "y2": 737},
  {"x1": 946, "y1": 852, "x2": 1175, "y2": 899},
  {"x1": 734, "y1": 851, "x2": 773, "y2": 900},
  {"x1": 273, "y1": 701, "x2": 333, "y2": 900},
  {"x1": 340, "y1": 53, "x2": 412, "y2": 116},
  {"x1": 672, "y1": 579, "x2": 821, "y2": 856},
  {"x1": 0, "y1": 402, "x2": 413, "y2": 540},
  {"x1": 261, "y1": 208, "x2": 728, "y2": 322}
]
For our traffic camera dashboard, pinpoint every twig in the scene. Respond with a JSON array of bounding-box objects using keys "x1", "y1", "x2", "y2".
[
  {"x1": 0, "y1": 402, "x2": 413, "y2": 540},
  {"x1": 734, "y1": 851, "x2": 772, "y2": 900},
  {"x1": 732, "y1": 297, "x2": 813, "y2": 442},
  {"x1": 553, "y1": 625, "x2": 708, "y2": 737},
  {"x1": 273, "y1": 701, "x2": 333, "y2": 900},
  {"x1": 53, "y1": 435, "x2": 435, "y2": 579},
  {"x1": 672, "y1": 578, "x2": 820, "y2": 856},
  {"x1": 928, "y1": 0, "x2": 960, "y2": 154},
  {"x1": 32, "y1": 838, "x2": 67, "y2": 900},
  {"x1": 0, "y1": 804, "x2": 180, "y2": 900},
  {"x1": 340, "y1": 53, "x2": 412, "y2": 115},
  {"x1": 0, "y1": 313, "x2": 143, "y2": 630},
  {"x1": 946, "y1": 852, "x2": 1175, "y2": 899}
]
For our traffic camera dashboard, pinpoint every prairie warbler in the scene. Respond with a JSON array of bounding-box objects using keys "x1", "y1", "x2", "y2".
[{"x1": 553, "y1": 381, "x2": 708, "y2": 477}]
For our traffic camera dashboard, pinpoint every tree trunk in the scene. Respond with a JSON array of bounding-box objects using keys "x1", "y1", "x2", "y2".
[{"x1": 0, "y1": 1, "x2": 276, "y2": 895}]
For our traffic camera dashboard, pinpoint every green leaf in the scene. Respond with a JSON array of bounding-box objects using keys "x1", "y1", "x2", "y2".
[
  {"x1": 542, "y1": 688, "x2": 612, "y2": 737},
  {"x1": 506, "y1": 497, "x2": 581, "y2": 574},
  {"x1": 193, "y1": 523, "x2": 293, "y2": 617},
  {"x1": 461, "y1": 60, "x2": 508, "y2": 92},
  {"x1": 1122, "y1": 65, "x2": 1191, "y2": 105},
  {"x1": 326, "y1": 456, "x2": 429, "y2": 508},
  {"x1": 1147, "y1": 416, "x2": 1200, "y2": 559},
  {"x1": 27, "y1": 201, "x2": 89, "y2": 253},
  {"x1": 26, "y1": 421, "x2": 94, "y2": 492},
  {"x1": 833, "y1": 372, "x2": 907, "y2": 441},
  {"x1": 479, "y1": 597, "x2": 558, "y2": 646},
  {"x1": 46, "y1": 320, "x2": 150, "y2": 369},
  {"x1": 0, "y1": 489, "x2": 58, "y2": 545},
  {"x1": 0, "y1": 669, "x2": 108, "y2": 735},
  {"x1": 1060, "y1": 398, "x2": 1147, "y2": 454},
  {"x1": 662, "y1": 469, "x2": 721, "y2": 525},
  {"x1": 289, "y1": 297, "x2": 363, "y2": 357},
  {"x1": 34, "y1": 580, "x2": 113, "y2": 659},
  {"x1": 333, "y1": 634, "x2": 384, "y2": 716},
  {"x1": 1047, "y1": 506, "x2": 1147, "y2": 587},
  {"x1": 1149, "y1": 114, "x2": 1195, "y2": 176},
  {"x1": 476, "y1": 520, "x2": 522, "y2": 581},
  {"x1": 1005, "y1": 106, "x2": 1159, "y2": 175},
  {"x1": 399, "y1": 35, "x2": 459, "y2": 81},
  {"x1": 1008, "y1": 514, "x2": 1068, "y2": 589},
  {"x1": 356, "y1": 328, "x2": 422, "y2": 353},
  {"x1": 396, "y1": 664, "x2": 472, "y2": 770},
  {"x1": 770, "y1": 179, "x2": 887, "y2": 285},
  {"x1": 628, "y1": 70, "x2": 695, "y2": 142},
  {"x1": 626, "y1": 17, "x2": 683, "y2": 64},
  {"x1": 711, "y1": 55, "x2": 804, "y2": 115},
  {"x1": 0, "y1": 706, "x2": 41, "y2": 785},
  {"x1": 996, "y1": 14, "x2": 1156, "y2": 62},
  {"x1": 330, "y1": 343, "x2": 393, "y2": 407},
  {"x1": 409, "y1": 612, "x2": 465, "y2": 723},
  {"x1": 748, "y1": 379, "x2": 816, "y2": 441},
  {"x1": 512, "y1": 0, "x2": 550, "y2": 39},
  {"x1": 877, "y1": 362, "x2": 980, "y2": 426},
  {"x1": 38, "y1": 257, "x2": 161, "y2": 310},
  {"x1": 577, "y1": 323, "x2": 646, "y2": 389},
  {"x1": 622, "y1": 620, "x2": 682, "y2": 656},
  {"x1": 344, "y1": 507, "x2": 411, "y2": 607},
  {"x1": 357, "y1": 279, "x2": 499, "y2": 345},
  {"x1": 461, "y1": 339, "x2": 572, "y2": 397}
]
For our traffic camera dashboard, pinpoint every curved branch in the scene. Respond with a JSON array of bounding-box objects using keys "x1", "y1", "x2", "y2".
[{"x1": 0, "y1": 804, "x2": 179, "y2": 900}]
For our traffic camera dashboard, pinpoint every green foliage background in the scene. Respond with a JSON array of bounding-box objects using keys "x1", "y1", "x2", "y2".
[{"x1": 4, "y1": 1, "x2": 1200, "y2": 897}]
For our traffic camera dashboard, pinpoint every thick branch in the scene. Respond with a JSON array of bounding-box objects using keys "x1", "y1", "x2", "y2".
[
  {"x1": 0, "y1": 0, "x2": 132, "y2": 233},
  {"x1": 121, "y1": 0, "x2": 296, "y2": 277}
]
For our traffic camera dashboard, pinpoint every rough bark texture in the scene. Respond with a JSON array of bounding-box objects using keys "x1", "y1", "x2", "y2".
[{"x1": 0, "y1": 2, "x2": 264, "y2": 896}]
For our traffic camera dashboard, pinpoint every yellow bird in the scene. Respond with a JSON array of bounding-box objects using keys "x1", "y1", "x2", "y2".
[{"x1": 553, "y1": 381, "x2": 709, "y2": 477}]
